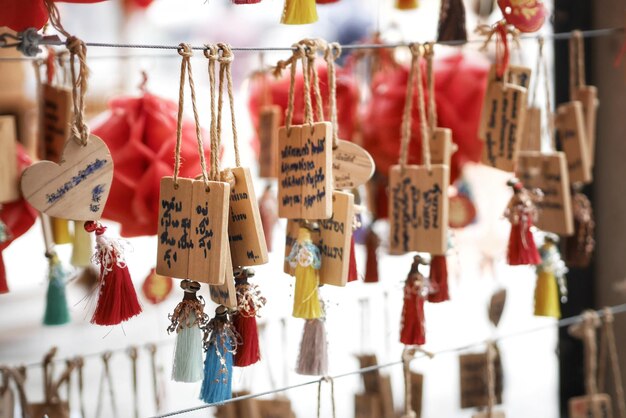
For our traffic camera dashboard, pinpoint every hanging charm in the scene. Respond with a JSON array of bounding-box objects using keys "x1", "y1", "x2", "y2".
[
  {"x1": 43, "y1": 252, "x2": 71, "y2": 326},
  {"x1": 200, "y1": 306, "x2": 238, "y2": 404},
  {"x1": 534, "y1": 234, "x2": 568, "y2": 318},
  {"x1": 86, "y1": 221, "x2": 142, "y2": 326},
  {"x1": 168, "y1": 280, "x2": 208, "y2": 383},
  {"x1": 564, "y1": 185, "x2": 595, "y2": 268},
  {"x1": 233, "y1": 268, "x2": 267, "y2": 367},
  {"x1": 400, "y1": 256, "x2": 429, "y2": 346},
  {"x1": 504, "y1": 179, "x2": 542, "y2": 266},
  {"x1": 286, "y1": 221, "x2": 322, "y2": 319}
]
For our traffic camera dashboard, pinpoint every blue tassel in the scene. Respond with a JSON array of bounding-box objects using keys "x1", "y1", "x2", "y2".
[
  {"x1": 200, "y1": 307, "x2": 237, "y2": 404},
  {"x1": 171, "y1": 311, "x2": 204, "y2": 382},
  {"x1": 43, "y1": 254, "x2": 70, "y2": 326}
]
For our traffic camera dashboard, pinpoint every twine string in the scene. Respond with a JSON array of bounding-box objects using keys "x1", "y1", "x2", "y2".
[
  {"x1": 217, "y1": 43, "x2": 241, "y2": 168},
  {"x1": 324, "y1": 42, "x2": 342, "y2": 149},
  {"x1": 399, "y1": 43, "x2": 420, "y2": 174}
]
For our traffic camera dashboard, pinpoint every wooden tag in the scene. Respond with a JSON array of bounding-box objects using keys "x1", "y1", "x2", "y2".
[
  {"x1": 257, "y1": 397, "x2": 296, "y2": 418},
  {"x1": 0, "y1": 116, "x2": 19, "y2": 203},
  {"x1": 283, "y1": 219, "x2": 300, "y2": 276},
  {"x1": 556, "y1": 101, "x2": 592, "y2": 184},
  {"x1": 459, "y1": 352, "x2": 503, "y2": 409},
  {"x1": 488, "y1": 65, "x2": 532, "y2": 89},
  {"x1": 572, "y1": 85, "x2": 599, "y2": 164},
  {"x1": 479, "y1": 81, "x2": 527, "y2": 172},
  {"x1": 215, "y1": 402, "x2": 238, "y2": 418},
  {"x1": 488, "y1": 289, "x2": 507, "y2": 327},
  {"x1": 388, "y1": 164, "x2": 449, "y2": 255},
  {"x1": 357, "y1": 354, "x2": 380, "y2": 393},
  {"x1": 410, "y1": 372, "x2": 424, "y2": 418},
  {"x1": 378, "y1": 375, "x2": 395, "y2": 418},
  {"x1": 569, "y1": 394, "x2": 613, "y2": 418},
  {"x1": 473, "y1": 411, "x2": 505, "y2": 418},
  {"x1": 188, "y1": 180, "x2": 230, "y2": 284},
  {"x1": 430, "y1": 127, "x2": 453, "y2": 166},
  {"x1": 332, "y1": 139, "x2": 376, "y2": 189},
  {"x1": 29, "y1": 401, "x2": 70, "y2": 418},
  {"x1": 41, "y1": 84, "x2": 72, "y2": 163},
  {"x1": 318, "y1": 191, "x2": 355, "y2": 287},
  {"x1": 520, "y1": 106, "x2": 542, "y2": 152},
  {"x1": 231, "y1": 391, "x2": 262, "y2": 418},
  {"x1": 222, "y1": 167, "x2": 269, "y2": 268},
  {"x1": 354, "y1": 394, "x2": 382, "y2": 418},
  {"x1": 516, "y1": 151, "x2": 574, "y2": 235},
  {"x1": 278, "y1": 122, "x2": 332, "y2": 219},
  {"x1": 0, "y1": 387, "x2": 14, "y2": 418},
  {"x1": 156, "y1": 177, "x2": 194, "y2": 279},
  {"x1": 258, "y1": 106, "x2": 281, "y2": 178},
  {"x1": 20, "y1": 134, "x2": 113, "y2": 221},
  {"x1": 209, "y1": 236, "x2": 237, "y2": 308}
]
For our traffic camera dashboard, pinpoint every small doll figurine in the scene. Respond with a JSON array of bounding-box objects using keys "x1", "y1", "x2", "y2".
[
  {"x1": 286, "y1": 220, "x2": 322, "y2": 319},
  {"x1": 504, "y1": 178, "x2": 542, "y2": 266},
  {"x1": 400, "y1": 255, "x2": 430, "y2": 346}
]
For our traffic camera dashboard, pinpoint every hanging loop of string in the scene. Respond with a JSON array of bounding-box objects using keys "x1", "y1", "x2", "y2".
[
  {"x1": 476, "y1": 21, "x2": 519, "y2": 82},
  {"x1": 598, "y1": 308, "x2": 626, "y2": 418},
  {"x1": 324, "y1": 42, "x2": 342, "y2": 149},
  {"x1": 173, "y1": 43, "x2": 209, "y2": 188},
  {"x1": 216, "y1": 43, "x2": 241, "y2": 168},
  {"x1": 424, "y1": 42, "x2": 437, "y2": 134},
  {"x1": 414, "y1": 44, "x2": 431, "y2": 172},
  {"x1": 569, "y1": 30, "x2": 586, "y2": 98},
  {"x1": 301, "y1": 39, "x2": 325, "y2": 124},
  {"x1": 401, "y1": 348, "x2": 417, "y2": 418},
  {"x1": 282, "y1": 44, "x2": 307, "y2": 134},
  {"x1": 316, "y1": 376, "x2": 336, "y2": 418},
  {"x1": 204, "y1": 44, "x2": 220, "y2": 182},
  {"x1": 399, "y1": 43, "x2": 420, "y2": 174}
]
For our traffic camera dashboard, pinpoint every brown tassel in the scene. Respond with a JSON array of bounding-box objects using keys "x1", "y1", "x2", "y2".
[{"x1": 437, "y1": 0, "x2": 467, "y2": 43}]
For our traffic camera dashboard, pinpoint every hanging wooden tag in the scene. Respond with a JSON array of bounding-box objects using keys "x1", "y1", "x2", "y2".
[
  {"x1": 258, "y1": 105, "x2": 281, "y2": 178},
  {"x1": 572, "y1": 85, "x2": 599, "y2": 164},
  {"x1": 0, "y1": 387, "x2": 14, "y2": 418},
  {"x1": 257, "y1": 397, "x2": 296, "y2": 418},
  {"x1": 569, "y1": 394, "x2": 613, "y2": 418},
  {"x1": 332, "y1": 139, "x2": 376, "y2": 189},
  {"x1": 156, "y1": 177, "x2": 194, "y2": 279},
  {"x1": 319, "y1": 191, "x2": 355, "y2": 287},
  {"x1": 410, "y1": 372, "x2": 424, "y2": 418},
  {"x1": 354, "y1": 393, "x2": 382, "y2": 418},
  {"x1": 29, "y1": 401, "x2": 70, "y2": 418},
  {"x1": 388, "y1": 164, "x2": 449, "y2": 255},
  {"x1": 188, "y1": 180, "x2": 230, "y2": 284},
  {"x1": 41, "y1": 84, "x2": 72, "y2": 163},
  {"x1": 430, "y1": 127, "x2": 453, "y2": 166},
  {"x1": 20, "y1": 134, "x2": 113, "y2": 221},
  {"x1": 357, "y1": 354, "x2": 380, "y2": 393},
  {"x1": 473, "y1": 411, "x2": 505, "y2": 418},
  {"x1": 277, "y1": 122, "x2": 333, "y2": 220},
  {"x1": 222, "y1": 167, "x2": 269, "y2": 268},
  {"x1": 516, "y1": 151, "x2": 574, "y2": 236},
  {"x1": 479, "y1": 80, "x2": 527, "y2": 172},
  {"x1": 283, "y1": 219, "x2": 300, "y2": 276},
  {"x1": 556, "y1": 101, "x2": 592, "y2": 184},
  {"x1": 378, "y1": 375, "x2": 395, "y2": 418},
  {"x1": 459, "y1": 352, "x2": 503, "y2": 409},
  {"x1": 0, "y1": 116, "x2": 19, "y2": 203},
  {"x1": 520, "y1": 106, "x2": 542, "y2": 152},
  {"x1": 209, "y1": 236, "x2": 237, "y2": 308}
]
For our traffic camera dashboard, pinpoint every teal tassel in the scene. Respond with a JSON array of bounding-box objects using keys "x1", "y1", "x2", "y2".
[
  {"x1": 200, "y1": 307, "x2": 237, "y2": 404},
  {"x1": 43, "y1": 254, "x2": 71, "y2": 326}
]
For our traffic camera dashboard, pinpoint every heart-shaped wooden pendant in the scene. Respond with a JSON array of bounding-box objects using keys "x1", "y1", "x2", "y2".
[
  {"x1": 332, "y1": 140, "x2": 375, "y2": 189},
  {"x1": 20, "y1": 134, "x2": 113, "y2": 221}
]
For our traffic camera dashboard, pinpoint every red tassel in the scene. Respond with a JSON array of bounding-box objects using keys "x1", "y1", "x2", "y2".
[
  {"x1": 0, "y1": 250, "x2": 8, "y2": 294},
  {"x1": 347, "y1": 236, "x2": 358, "y2": 282},
  {"x1": 233, "y1": 270, "x2": 266, "y2": 367},
  {"x1": 428, "y1": 255, "x2": 449, "y2": 302},
  {"x1": 364, "y1": 227, "x2": 379, "y2": 283},
  {"x1": 505, "y1": 180, "x2": 541, "y2": 266},
  {"x1": 86, "y1": 222, "x2": 142, "y2": 326},
  {"x1": 400, "y1": 257, "x2": 426, "y2": 346}
]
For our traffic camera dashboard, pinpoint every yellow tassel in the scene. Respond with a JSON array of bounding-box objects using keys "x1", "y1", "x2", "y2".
[
  {"x1": 281, "y1": 0, "x2": 318, "y2": 25},
  {"x1": 534, "y1": 270, "x2": 561, "y2": 318},
  {"x1": 395, "y1": 0, "x2": 419, "y2": 10},
  {"x1": 293, "y1": 264, "x2": 321, "y2": 319},
  {"x1": 71, "y1": 221, "x2": 93, "y2": 267},
  {"x1": 51, "y1": 218, "x2": 72, "y2": 245}
]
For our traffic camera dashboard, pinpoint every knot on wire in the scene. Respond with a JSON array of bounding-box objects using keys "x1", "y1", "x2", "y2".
[
  {"x1": 423, "y1": 41, "x2": 435, "y2": 58},
  {"x1": 217, "y1": 43, "x2": 234, "y2": 64},
  {"x1": 272, "y1": 58, "x2": 290, "y2": 79},
  {"x1": 408, "y1": 42, "x2": 422, "y2": 57},
  {"x1": 65, "y1": 36, "x2": 84, "y2": 55},
  {"x1": 203, "y1": 44, "x2": 219, "y2": 61},
  {"x1": 177, "y1": 43, "x2": 193, "y2": 58},
  {"x1": 324, "y1": 42, "x2": 342, "y2": 61}
]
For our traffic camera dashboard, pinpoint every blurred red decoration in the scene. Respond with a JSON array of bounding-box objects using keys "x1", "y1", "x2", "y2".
[
  {"x1": 0, "y1": 0, "x2": 107, "y2": 32},
  {"x1": 497, "y1": 0, "x2": 547, "y2": 33},
  {"x1": 91, "y1": 91, "x2": 213, "y2": 237},
  {"x1": 141, "y1": 268, "x2": 173, "y2": 304}
]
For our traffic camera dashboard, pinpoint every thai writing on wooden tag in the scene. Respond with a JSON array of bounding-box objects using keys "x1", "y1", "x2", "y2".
[
  {"x1": 278, "y1": 122, "x2": 332, "y2": 219},
  {"x1": 517, "y1": 151, "x2": 574, "y2": 236},
  {"x1": 332, "y1": 139, "x2": 375, "y2": 189},
  {"x1": 569, "y1": 394, "x2": 613, "y2": 418},
  {"x1": 430, "y1": 127, "x2": 453, "y2": 166},
  {"x1": 318, "y1": 191, "x2": 355, "y2": 287},
  {"x1": 459, "y1": 352, "x2": 503, "y2": 409},
  {"x1": 478, "y1": 80, "x2": 527, "y2": 172},
  {"x1": 0, "y1": 116, "x2": 19, "y2": 203},
  {"x1": 572, "y1": 85, "x2": 599, "y2": 165},
  {"x1": 488, "y1": 65, "x2": 532, "y2": 89},
  {"x1": 209, "y1": 238, "x2": 236, "y2": 308},
  {"x1": 156, "y1": 177, "x2": 230, "y2": 284},
  {"x1": 556, "y1": 101, "x2": 592, "y2": 184},
  {"x1": 20, "y1": 134, "x2": 113, "y2": 221},
  {"x1": 520, "y1": 106, "x2": 542, "y2": 152},
  {"x1": 41, "y1": 84, "x2": 72, "y2": 163},
  {"x1": 222, "y1": 167, "x2": 269, "y2": 268},
  {"x1": 388, "y1": 164, "x2": 449, "y2": 255},
  {"x1": 258, "y1": 105, "x2": 280, "y2": 178}
]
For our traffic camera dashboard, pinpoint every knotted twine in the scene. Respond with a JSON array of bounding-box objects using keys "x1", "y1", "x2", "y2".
[
  {"x1": 317, "y1": 376, "x2": 336, "y2": 418},
  {"x1": 173, "y1": 44, "x2": 210, "y2": 189},
  {"x1": 128, "y1": 346, "x2": 140, "y2": 418},
  {"x1": 95, "y1": 351, "x2": 118, "y2": 418},
  {"x1": 44, "y1": 0, "x2": 90, "y2": 146},
  {"x1": 598, "y1": 308, "x2": 626, "y2": 418},
  {"x1": 569, "y1": 310, "x2": 602, "y2": 417},
  {"x1": 399, "y1": 43, "x2": 431, "y2": 175},
  {"x1": 424, "y1": 42, "x2": 437, "y2": 136},
  {"x1": 531, "y1": 36, "x2": 556, "y2": 151},
  {"x1": 216, "y1": 44, "x2": 241, "y2": 169},
  {"x1": 324, "y1": 42, "x2": 342, "y2": 149},
  {"x1": 205, "y1": 44, "x2": 221, "y2": 182},
  {"x1": 485, "y1": 342, "x2": 497, "y2": 418},
  {"x1": 569, "y1": 30, "x2": 586, "y2": 100},
  {"x1": 476, "y1": 22, "x2": 521, "y2": 82},
  {"x1": 301, "y1": 39, "x2": 325, "y2": 124}
]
